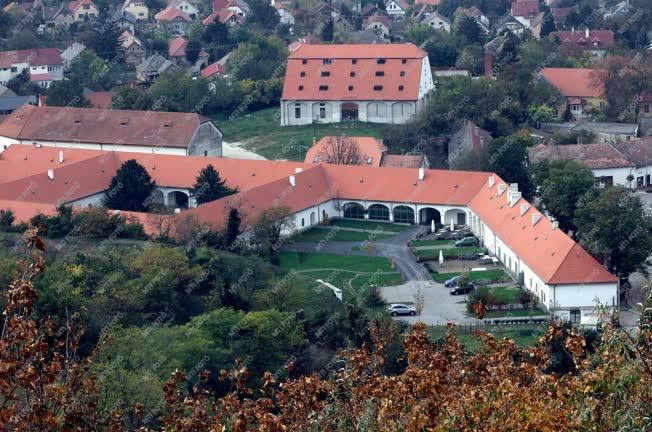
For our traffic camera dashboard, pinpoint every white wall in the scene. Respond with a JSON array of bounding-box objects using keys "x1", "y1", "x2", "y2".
[
  {"x1": 592, "y1": 166, "x2": 634, "y2": 187},
  {"x1": 0, "y1": 140, "x2": 188, "y2": 155}
]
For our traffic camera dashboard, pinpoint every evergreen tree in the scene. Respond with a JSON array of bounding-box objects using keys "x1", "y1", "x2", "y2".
[
  {"x1": 186, "y1": 39, "x2": 202, "y2": 64},
  {"x1": 321, "y1": 18, "x2": 334, "y2": 42},
  {"x1": 226, "y1": 208, "x2": 241, "y2": 246},
  {"x1": 190, "y1": 164, "x2": 236, "y2": 205},
  {"x1": 88, "y1": 19, "x2": 123, "y2": 61},
  {"x1": 103, "y1": 159, "x2": 157, "y2": 211},
  {"x1": 46, "y1": 79, "x2": 89, "y2": 107},
  {"x1": 539, "y1": 13, "x2": 556, "y2": 38}
]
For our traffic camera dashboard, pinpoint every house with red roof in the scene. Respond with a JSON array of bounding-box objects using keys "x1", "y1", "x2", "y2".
[
  {"x1": 201, "y1": 61, "x2": 226, "y2": 79},
  {"x1": 549, "y1": 29, "x2": 615, "y2": 56},
  {"x1": 510, "y1": 0, "x2": 539, "y2": 28},
  {"x1": 67, "y1": 0, "x2": 98, "y2": 21},
  {"x1": 203, "y1": 0, "x2": 248, "y2": 25},
  {"x1": 0, "y1": 105, "x2": 222, "y2": 157},
  {"x1": 384, "y1": 0, "x2": 409, "y2": 20},
  {"x1": 0, "y1": 48, "x2": 63, "y2": 88},
  {"x1": 119, "y1": 30, "x2": 145, "y2": 69},
  {"x1": 0, "y1": 143, "x2": 619, "y2": 322},
  {"x1": 539, "y1": 67, "x2": 607, "y2": 120},
  {"x1": 280, "y1": 43, "x2": 435, "y2": 126},
  {"x1": 363, "y1": 13, "x2": 392, "y2": 38},
  {"x1": 155, "y1": 7, "x2": 191, "y2": 35}
]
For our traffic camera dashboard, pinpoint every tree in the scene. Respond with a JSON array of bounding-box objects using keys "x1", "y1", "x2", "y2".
[
  {"x1": 249, "y1": 0, "x2": 280, "y2": 30},
  {"x1": 226, "y1": 208, "x2": 241, "y2": 247},
  {"x1": 321, "y1": 137, "x2": 365, "y2": 165},
  {"x1": 227, "y1": 35, "x2": 288, "y2": 81},
  {"x1": 424, "y1": 38, "x2": 458, "y2": 67},
  {"x1": 68, "y1": 49, "x2": 115, "y2": 90},
  {"x1": 147, "y1": 72, "x2": 213, "y2": 113},
  {"x1": 46, "y1": 79, "x2": 89, "y2": 107},
  {"x1": 406, "y1": 23, "x2": 432, "y2": 45},
  {"x1": 185, "y1": 39, "x2": 202, "y2": 64},
  {"x1": 539, "y1": 12, "x2": 556, "y2": 37},
  {"x1": 190, "y1": 164, "x2": 237, "y2": 205},
  {"x1": 531, "y1": 160, "x2": 595, "y2": 233},
  {"x1": 453, "y1": 14, "x2": 484, "y2": 45},
  {"x1": 320, "y1": 18, "x2": 334, "y2": 42},
  {"x1": 87, "y1": 20, "x2": 123, "y2": 61},
  {"x1": 103, "y1": 159, "x2": 157, "y2": 211},
  {"x1": 488, "y1": 135, "x2": 533, "y2": 199},
  {"x1": 251, "y1": 205, "x2": 294, "y2": 258},
  {"x1": 575, "y1": 186, "x2": 652, "y2": 277},
  {"x1": 111, "y1": 86, "x2": 147, "y2": 110},
  {"x1": 6, "y1": 69, "x2": 43, "y2": 96},
  {"x1": 593, "y1": 56, "x2": 652, "y2": 122},
  {"x1": 527, "y1": 104, "x2": 556, "y2": 128}
]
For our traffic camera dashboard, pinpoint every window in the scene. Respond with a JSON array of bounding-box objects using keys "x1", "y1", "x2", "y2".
[
  {"x1": 319, "y1": 85, "x2": 328, "y2": 91},
  {"x1": 352, "y1": 59, "x2": 357, "y2": 64},
  {"x1": 400, "y1": 71, "x2": 405, "y2": 76},
  {"x1": 323, "y1": 59, "x2": 332, "y2": 65},
  {"x1": 294, "y1": 103, "x2": 301, "y2": 119},
  {"x1": 350, "y1": 71, "x2": 355, "y2": 77},
  {"x1": 570, "y1": 309, "x2": 581, "y2": 324},
  {"x1": 373, "y1": 85, "x2": 383, "y2": 91},
  {"x1": 319, "y1": 103, "x2": 326, "y2": 119},
  {"x1": 401, "y1": 59, "x2": 407, "y2": 64},
  {"x1": 366, "y1": 156, "x2": 373, "y2": 164},
  {"x1": 313, "y1": 155, "x2": 320, "y2": 162},
  {"x1": 301, "y1": 218, "x2": 305, "y2": 227},
  {"x1": 10, "y1": 67, "x2": 17, "y2": 73},
  {"x1": 599, "y1": 100, "x2": 605, "y2": 109},
  {"x1": 375, "y1": 71, "x2": 384, "y2": 76},
  {"x1": 300, "y1": 71, "x2": 305, "y2": 77},
  {"x1": 348, "y1": 85, "x2": 353, "y2": 91},
  {"x1": 377, "y1": 58, "x2": 386, "y2": 64},
  {"x1": 398, "y1": 85, "x2": 404, "y2": 91},
  {"x1": 298, "y1": 85, "x2": 303, "y2": 91},
  {"x1": 645, "y1": 104, "x2": 650, "y2": 114},
  {"x1": 302, "y1": 59, "x2": 307, "y2": 64}
]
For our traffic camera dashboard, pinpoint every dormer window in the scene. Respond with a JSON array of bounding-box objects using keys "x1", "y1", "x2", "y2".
[
  {"x1": 377, "y1": 58, "x2": 386, "y2": 64},
  {"x1": 320, "y1": 71, "x2": 330, "y2": 77},
  {"x1": 323, "y1": 58, "x2": 332, "y2": 65},
  {"x1": 366, "y1": 156, "x2": 373, "y2": 164},
  {"x1": 313, "y1": 155, "x2": 320, "y2": 162}
]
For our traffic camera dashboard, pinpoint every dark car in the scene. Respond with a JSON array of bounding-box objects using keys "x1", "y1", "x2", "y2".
[
  {"x1": 444, "y1": 275, "x2": 460, "y2": 287},
  {"x1": 387, "y1": 303, "x2": 417, "y2": 316},
  {"x1": 455, "y1": 237, "x2": 478, "y2": 247},
  {"x1": 449, "y1": 284, "x2": 475, "y2": 295}
]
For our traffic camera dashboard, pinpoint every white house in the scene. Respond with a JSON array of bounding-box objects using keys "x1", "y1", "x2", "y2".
[
  {"x1": 168, "y1": 0, "x2": 199, "y2": 19},
  {"x1": 422, "y1": 11, "x2": 450, "y2": 32},
  {"x1": 0, "y1": 48, "x2": 63, "y2": 87},
  {"x1": 280, "y1": 43, "x2": 435, "y2": 126},
  {"x1": 384, "y1": 0, "x2": 408, "y2": 20}
]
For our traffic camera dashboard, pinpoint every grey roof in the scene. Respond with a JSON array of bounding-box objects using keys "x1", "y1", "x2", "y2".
[
  {"x1": 137, "y1": 54, "x2": 177, "y2": 74},
  {"x1": 0, "y1": 84, "x2": 16, "y2": 98},
  {"x1": 639, "y1": 117, "x2": 652, "y2": 137},
  {"x1": 61, "y1": 42, "x2": 86, "y2": 66},
  {"x1": 540, "y1": 121, "x2": 638, "y2": 136},
  {"x1": 109, "y1": 9, "x2": 138, "y2": 24},
  {"x1": 43, "y1": 4, "x2": 70, "y2": 20},
  {"x1": 346, "y1": 30, "x2": 387, "y2": 44},
  {"x1": 0, "y1": 96, "x2": 37, "y2": 112}
]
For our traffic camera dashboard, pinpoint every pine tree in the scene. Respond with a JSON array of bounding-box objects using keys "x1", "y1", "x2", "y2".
[
  {"x1": 226, "y1": 208, "x2": 241, "y2": 246},
  {"x1": 539, "y1": 14, "x2": 556, "y2": 38},
  {"x1": 190, "y1": 164, "x2": 236, "y2": 205},
  {"x1": 103, "y1": 159, "x2": 157, "y2": 211}
]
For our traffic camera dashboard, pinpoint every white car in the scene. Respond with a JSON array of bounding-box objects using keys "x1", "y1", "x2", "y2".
[{"x1": 387, "y1": 304, "x2": 417, "y2": 316}]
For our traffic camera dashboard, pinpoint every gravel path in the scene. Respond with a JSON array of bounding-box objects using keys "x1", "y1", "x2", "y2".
[{"x1": 222, "y1": 141, "x2": 266, "y2": 160}]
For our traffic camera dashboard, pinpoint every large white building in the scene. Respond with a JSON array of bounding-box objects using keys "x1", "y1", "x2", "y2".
[
  {"x1": 0, "y1": 48, "x2": 63, "y2": 87},
  {"x1": 280, "y1": 43, "x2": 434, "y2": 126},
  {"x1": 0, "y1": 145, "x2": 618, "y2": 323}
]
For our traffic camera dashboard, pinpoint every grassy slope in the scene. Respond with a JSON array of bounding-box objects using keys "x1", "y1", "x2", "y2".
[
  {"x1": 290, "y1": 227, "x2": 393, "y2": 243},
  {"x1": 278, "y1": 251, "x2": 397, "y2": 273},
  {"x1": 216, "y1": 108, "x2": 385, "y2": 161},
  {"x1": 410, "y1": 239, "x2": 455, "y2": 247},
  {"x1": 414, "y1": 246, "x2": 485, "y2": 258},
  {"x1": 427, "y1": 324, "x2": 546, "y2": 350},
  {"x1": 328, "y1": 219, "x2": 408, "y2": 233}
]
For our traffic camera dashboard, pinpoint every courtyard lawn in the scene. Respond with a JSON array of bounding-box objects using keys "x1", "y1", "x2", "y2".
[
  {"x1": 290, "y1": 227, "x2": 394, "y2": 243},
  {"x1": 328, "y1": 219, "x2": 409, "y2": 233},
  {"x1": 483, "y1": 308, "x2": 548, "y2": 319},
  {"x1": 426, "y1": 323, "x2": 547, "y2": 351},
  {"x1": 216, "y1": 108, "x2": 385, "y2": 160},
  {"x1": 410, "y1": 239, "x2": 455, "y2": 247},
  {"x1": 487, "y1": 286, "x2": 522, "y2": 304},
  {"x1": 431, "y1": 269, "x2": 511, "y2": 283},
  {"x1": 413, "y1": 246, "x2": 485, "y2": 259},
  {"x1": 278, "y1": 251, "x2": 397, "y2": 273}
]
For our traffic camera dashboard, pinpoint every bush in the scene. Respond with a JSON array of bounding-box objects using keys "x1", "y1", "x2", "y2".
[
  {"x1": 74, "y1": 208, "x2": 116, "y2": 238},
  {"x1": 364, "y1": 286, "x2": 384, "y2": 307},
  {"x1": 517, "y1": 289, "x2": 536, "y2": 308},
  {"x1": 0, "y1": 209, "x2": 15, "y2": 229}
]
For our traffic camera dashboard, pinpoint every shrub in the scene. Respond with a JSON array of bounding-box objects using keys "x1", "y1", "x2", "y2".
[
  {"x1": 0, "y1": 209, "x2": 15, "y2": 230},
  {"x1": 364, "y1": 286, "x2": 384, "y2": 307},
  {"x1": 74, "y1": 208, "x2": 116, "y2": 238},
  {"x1": 518, "y1": 289, "x2": 536, "y2": 308}
]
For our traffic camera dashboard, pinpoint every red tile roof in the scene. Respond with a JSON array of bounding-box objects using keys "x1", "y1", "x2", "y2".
[
  {"x1": 379, "y1": 154, "x2": 425, "y2": 168},
  {"x1": 0, "y1": 48, "x2": 62, "y2": 68},
  {"x1": 87, "y1": 91, "x2": 115, "y2": 109},
  {"x1": 168, "y1": 36, "x2": 187, "y2": 57},
  {"x1": 304, "y1": 136, "x2": 387, "y2": 166},
  {"x1": 511, "y1": 0, "x2": 539, "y2": 17},
  {"x1": 0, "y1": 105, "x2": 208, "y2": 149},
  {"x1": 528, "y1": 143, "x2": 633, "y2": 169},
  {"x1": 0, "y1": 200, "x2": 57, "y2": 223},
  {"x1": 282, "y1": 43, "x2": 427, "y2": 101},
  {"x1": 155, "y1": 7, "x2": 190, "y2": 20},
  {"x1": 549, "y1": 30, "x2": 615, "y2": 50},
  {"x1": 68, "y1": 0, "x2": 95, "y2": 11},
  {"x1": 29, "y1": 73, "x2": 51, "y2": 82},
  {"x1": 201, "y1": 61, "x2": 226, "y2": 78},
  {"x1": 540, "y1": 67, "x2": 605, "y2": 98},
  {"x1": 414, "y1": 0, "x2": 440, "y2": 5}
]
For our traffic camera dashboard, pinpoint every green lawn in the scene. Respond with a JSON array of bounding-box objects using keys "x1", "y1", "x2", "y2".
[
  {"x1": 431, "y1": 269, "x2": 511, "y2": 283},
  {"x1": 484, "y1": 308, "x2": 548, "y2": 318},
  {"x1": 216, "y1": 108, "x2": 385, "y2": 160},
  {"x1": 278, "y1": 251, "x2": 396, "y2": 273},
  {"x1": 410, "y1": 239, "x2": 455, "y2": 247},
  {"x1": 413, "y1": 246, "x2": 485, "y2": 258},
  {"x1": 426, "y1": 324, "x2": 547, "y2": 351},
  {"x1": 328, "y1": 219, "x2": 409, "y2": 233},
  {"x1": 487, "y1": 286, "x2": 522, "y2": 303},
  {"x1": 290, "y1": 227, "x2": 393, "y2": 243}
]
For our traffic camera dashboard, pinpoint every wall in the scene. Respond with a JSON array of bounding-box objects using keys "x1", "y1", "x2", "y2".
[
  {"x1": 187, "y1": 122, "x2": 223, "y2": 157},
  {"x1": 281, "y1": 100, "x2": 418, "y2": 126},
  {"x1": 0, "y1": 140, "x2": 189, "y2": 155},
  {"x1": 592, "y1": 166, "x2": 634, "y2": 187}
]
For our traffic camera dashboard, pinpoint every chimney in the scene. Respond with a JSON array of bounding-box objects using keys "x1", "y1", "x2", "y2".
[
  {"x1": 418, "y1": 167, "x2": 425, "y2": 180},
  {"x1": 509, "y1": 183, "x2": 518, "y2": 191},
  {"x1": 59, "y1": 150, "x2": 64, "y2": 163},
  {"x1": 520, "y1": 203, "x2": 530, "y2": 216},
  {"x1": 552, "y1": 221, "x2": 559, "y2": 230},
  {"x1": 174, "y1": 208, "x2": 181, "y2": 214},
  {"x1": 484, "y1": 52, "x2": 494, "y2": 78},
  {"x1": 497, "y1": 183, "x2": 507, "y2": 196},
  {"x1": 312, "y1": 136, "x2": 316, "y2": 145},
  {"x1": 295, "y1": 167, "x2": 303, "y2": 173},
  {"x1": 585, "y1": 27, "x2": 589, "y2": 38},
  {"x1": 508, "y1": 191, "x2": 521, "y2": 207},
  {"x1": 289, "y1": 175, "x2": 296, "y2": 187},
  {"x1": 532, "y1": 213, "x2": 541, "y2": 226},
  {"x1": 47, "y1": 169, "x2": 54, "y2": 180},
  {"x1": 488, "y1": 175, "x2": 495, "y2": 188}
]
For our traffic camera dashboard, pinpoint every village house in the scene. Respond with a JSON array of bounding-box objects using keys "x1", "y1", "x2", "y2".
[
  {"x1": 305, "y1": 136, "x2": 428, "y2": 168},
  {"x1": 280, "y1": 43, "x2": 435, "y2": 126},
  {"x1": 639, "y1": 93, "x2": 652, "y2": 118},
  {"x1": 510, "y1": 0, "x2": 539, "y2": 28},
  {"x1": 168, "y1": 0, "x2": 199, "y2": 19},
  {"x1": 448, "y1": 120, "x2": 492, "y2": 170},
  {"x1": 0, "y1": 48, "x2": 63, "y2": 87},
  {"x1": 0, "y1": 144, "x2": 619, "y2": 322},
  {"x1": 136, "y1": 54, "x2": 178, "y2": 82},
  {"x1": 203, "y1": 0, "x2": 249, "y2": 25},
  {"x1": 539, "y1": 67, "x2": 606, "y2": 121},
  {"x1": 121, "y1": 0, "x2": 148, "y2": 20},
  {"x1": 119, "y1": 31, "x2": 146, "y2": 69},
  {"x1": 67, "y1": 0, "x2": 98, "y2": 21},
  {"x1": 384, "y1": 0, "x2": 408, "y2": 20},
  {"x1": 548, "y1": 29, "x2": 615, "y2": 56},
  {"x1": 155, "y1": 7, "x2": 191, "y2": 35},
  {"x1": 422, "y1": 11, "x2": 450, "y2": 32},
  {"x1": 42, "y1": 4, "x2": 74, "y2": 32},
  {"x1": 0, "y1": 105, "x2": 223, "y2": 157},
  {"x1": 271, "y1": 0, "x2": 294, "y2": 25},
  {"x1": 539, "y1": 121, "x2": 639, "y2": 143},
  {"x1": 456, "y1": 6, "x2": 490, "y2": 33},
  {"x1": 201, "y1": 61, "x2": 226, "y2": 79},
  {"x1": 168, "y1": 36, "x2": 210, "y2": 73},
  {"x1": 108, "y1": 9, "x2": 138, "y2": 33},
  {"x1": 61, "y1": 42, "x2": 85, "y2": 70},
  {"x1": 364, "y1": 13, "x2": 392, "y2": 39},
  {"x1": 492, "y1": 15, "x2": 527, "y2": 36}
]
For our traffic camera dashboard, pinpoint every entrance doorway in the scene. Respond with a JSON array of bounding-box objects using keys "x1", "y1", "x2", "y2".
[{"x1": 341, "y1": 103, "x2": 359, "y2": 121}]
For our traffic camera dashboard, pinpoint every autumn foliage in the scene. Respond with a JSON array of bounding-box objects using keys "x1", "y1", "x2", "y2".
[{"x1": 2, "y1": 229, "x2": 652, "y2": 431}]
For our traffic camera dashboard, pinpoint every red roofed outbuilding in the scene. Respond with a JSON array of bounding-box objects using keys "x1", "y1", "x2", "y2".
[{"x1": 539, "y1": 67, "x2": 607, "y2": 120}]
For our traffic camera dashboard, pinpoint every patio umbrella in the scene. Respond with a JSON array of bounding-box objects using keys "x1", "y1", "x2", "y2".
[
  {"x1": 439, "y1": 250, "x2": 444, "y2": 266},
  {"x1": 431, "y1": 219, "x2": 435, "y2": 233},
  {"x1": 450, "y1": 219, "x2": 454, "y2": 231}
]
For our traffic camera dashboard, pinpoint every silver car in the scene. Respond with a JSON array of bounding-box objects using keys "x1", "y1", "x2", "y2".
[{"x1": 387, "y1": 303, "x2": 417, "y2": 316}]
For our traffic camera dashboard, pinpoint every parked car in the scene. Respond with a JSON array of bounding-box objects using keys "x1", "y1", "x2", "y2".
[
  {"x1": 455, "y1": 237, "x2": 478, "y2": 247},
  {"x1": 387, "y1": 303, "x2": 417, "y2": 316},
  {"x1": 444, "y1": 275, "x2": 460, "y2": 287},
  {"x1": 449, "y1": 284, "x2": 475, "y2": 295}
]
